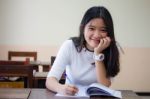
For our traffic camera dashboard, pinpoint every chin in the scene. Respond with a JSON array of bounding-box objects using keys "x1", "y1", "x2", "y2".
[
  {"x1": 93, "y1": 45, "x2": 98, "y2": 48},
  {"x1": 90, "y1": 43, "x2": 98, "y2": 49}
]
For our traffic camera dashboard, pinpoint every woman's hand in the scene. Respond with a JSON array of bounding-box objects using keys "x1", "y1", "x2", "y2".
[
  {"x1": 59, "y1": 84, "x2": 78, "y2": 95},
  {"x1": 94, "y1": 37, "x2": 111, "y2": 54}
]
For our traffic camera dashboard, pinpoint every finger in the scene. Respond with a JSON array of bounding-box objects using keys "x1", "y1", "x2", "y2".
[
  {"x1": 106, "y1": 37, "x2": 111, "y2": 43},
  {"x1": 103, "y1": 38, "x2": 108, "y2": 47},
  {"x1": 69, "y1": 85, "x2": 78, "y2": 92},
  {"x1": 98, "y1": 39, "x2": 104, "y2": 48},
  {"x1": 66, "y1": 85, "x2": 78, "y2": 95},
  {"x1": 66, "y1": 89, "x2": 76, "y2": 95},
  {"x1": 105, "y1": 37, "x2": 111, "y2": 47},
  {"x1": 104, "y1": 38, "x2": 110, "y2": 48},
  {"x1": 72, "y1": 85, "x2": 78, "y2": 92},
  {"x1": 64, "y1": 85, "x2": 74, "y2": 95}
]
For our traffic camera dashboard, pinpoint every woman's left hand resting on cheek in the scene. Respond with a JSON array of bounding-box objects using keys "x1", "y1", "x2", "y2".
[
  {"x1": 94, "y1": 37, "x2": 111, "y2": 54},
  {"x1": 94, "y1": 37, "x2": 111, "y2": 87}
]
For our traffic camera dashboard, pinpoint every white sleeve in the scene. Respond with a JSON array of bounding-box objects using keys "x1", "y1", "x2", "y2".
[{"x1": 47, "y1": 40, "x2": 72, "y2": 80}]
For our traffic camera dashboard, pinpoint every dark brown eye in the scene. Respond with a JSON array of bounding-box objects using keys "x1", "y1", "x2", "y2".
[
  {"x1": 100, "y1": 29, "x2": 107, "y2": 33},
  {"x1": 102, "y1": 29, "x2": 107, "y2": 31},
  {"x1": 89, "y1": 27, "x2": 94, "y2": 31}
]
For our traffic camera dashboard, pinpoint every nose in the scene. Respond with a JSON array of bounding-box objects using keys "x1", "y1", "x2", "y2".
[{"x1": 93, "y1": 30, "x2": 102, "y2": 38}]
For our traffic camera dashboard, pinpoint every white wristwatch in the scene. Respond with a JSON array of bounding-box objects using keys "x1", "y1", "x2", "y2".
[{"x1": 93, "y1": 53, "x2": 105, "y2": 61}]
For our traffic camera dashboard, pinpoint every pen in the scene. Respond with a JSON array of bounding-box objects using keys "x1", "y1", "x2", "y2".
[{"x1": 64, "y1": 73, "x2": 72, "y2": 84}]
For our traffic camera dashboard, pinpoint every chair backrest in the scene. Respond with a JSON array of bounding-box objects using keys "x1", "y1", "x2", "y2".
[
  {"x1": 0, "y1": 60, "x2": 25, "y2": 65},
  {"x1": 8, "y1": 51, "x2": 37, "y2": 61},
  {"x1": 50, "y1": 56, "x2": 56, "y2": 66}
]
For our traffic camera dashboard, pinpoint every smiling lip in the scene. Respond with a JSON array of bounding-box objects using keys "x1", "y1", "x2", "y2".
[
  {"x1": 91, "y1": 38, "x2": 100, "y2": 41},
  {"x1": 91, "y1": 38, "x2": 100, "y2": 43}
]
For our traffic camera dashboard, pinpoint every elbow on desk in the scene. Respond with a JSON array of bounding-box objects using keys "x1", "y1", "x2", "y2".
[
  {"x1": 45, "y1": 77, "x2": 50, "y2": 90},
  {"x1": 45, "y1": 77, "x2": 59, "y2": 91}
]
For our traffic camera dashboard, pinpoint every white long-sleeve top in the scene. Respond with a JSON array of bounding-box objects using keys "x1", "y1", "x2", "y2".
[{"x1": 47, "y1": 40, "x2": 97, "y2": 86}]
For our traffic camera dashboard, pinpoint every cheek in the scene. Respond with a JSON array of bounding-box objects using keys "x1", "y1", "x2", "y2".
[
  {"x1": 101, "y1": 33, "x2": 108, "y2": 38},
  {"x1": 84, "y1": 30, "x2": 90, "y2": 39},
  {"x1": 84, "y1": 32, "x2": 92, "y2": 41}
]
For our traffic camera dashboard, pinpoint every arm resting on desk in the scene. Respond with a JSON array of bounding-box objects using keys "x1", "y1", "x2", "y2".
[
  {"x1": 46, "y1": 77, "x2": 61, "y2": 93},
  {"x1": 46, "y1": 77, "x2": 78, "y2": 95}
]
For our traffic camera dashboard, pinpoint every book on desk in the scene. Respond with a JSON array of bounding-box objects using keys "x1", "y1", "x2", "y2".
[{"x1": 56, "y1": 83, "x2": 122, "y2": 98}]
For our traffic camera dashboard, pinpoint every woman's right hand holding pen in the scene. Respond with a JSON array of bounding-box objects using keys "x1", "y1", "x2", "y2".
[{"x1": 59, "y1": 84, "x2": 78, "y2": 95}]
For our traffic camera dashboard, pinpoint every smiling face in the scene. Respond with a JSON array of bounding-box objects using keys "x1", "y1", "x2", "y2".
[{"x1": 84, "y1": 18, "x2": 108, "y2": 51}]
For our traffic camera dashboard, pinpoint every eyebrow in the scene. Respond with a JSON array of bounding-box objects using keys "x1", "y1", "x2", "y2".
[
  {"x1": 88, "y1": 24, "x2": 95, "y2": 27},
  {"x1": 88, "y1": 24, "x2": 106, "y2": 29}
]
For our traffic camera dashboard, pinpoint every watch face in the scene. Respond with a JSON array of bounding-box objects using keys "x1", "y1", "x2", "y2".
[
  {"x1": 99, "y1": 54, "x2": 104, "y2": 61},
  {"x1": 99, "y1": 54, "x2": 104, "y2": 60},
  {"x1": 93, "y1": 53, "x2": 104, "y2": 61}
]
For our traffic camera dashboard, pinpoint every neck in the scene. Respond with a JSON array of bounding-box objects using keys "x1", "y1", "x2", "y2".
[{"x1": 85, "y1": 44, "x2": 94, "y2": 52}]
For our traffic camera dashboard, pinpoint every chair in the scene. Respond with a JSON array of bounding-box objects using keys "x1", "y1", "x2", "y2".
[
  {"x1": 50, "y1": 56, "x2": 65, "y2": 84},
  {"x1": 6, "y1": 51, "x2": 37, "y2": 88},
  {"x1": 8, "y1": 51, "x2": 37, "y2": 61},
  {"x1": 0, "y1": 60, "x2": 25, "y2": 65},
  {"x1": 0, "y1": 60, "x2": 34, "y2": 88},
  {"x1": 33, "y1": 56, "x2": 56, "y2": 88},
  {"x1": 8, "y1": 51, "x2": 38, "y2": 73},
  {"x1": 50, "y1": 56, "x2": 56, "y2": 66}
]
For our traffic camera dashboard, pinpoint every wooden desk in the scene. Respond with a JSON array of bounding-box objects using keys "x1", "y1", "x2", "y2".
[
  {"x1": 0, "y1": 88, "x2": 141, "y2": 99},
  {"x1": 0, "y1": 64, "x2": 34, "y2": 88},
  {"x1": 0, "y1": 60, "x2": 50, "y2": 88},
  {"x1": 33, "y1": 72, "x2": 48, "y2": 88},
  {"x1": 30, "y1": 61, "x2": 50, "y2": 72},
  {"x1": 0, "y1": 88, "x2": 31, "y2": 99},
  {"x1": 29, "y1": 61, "x2": 50, "y2": 88},
  {"x1": 29, "y1": 89, "x2": 140, "y2": 99}
]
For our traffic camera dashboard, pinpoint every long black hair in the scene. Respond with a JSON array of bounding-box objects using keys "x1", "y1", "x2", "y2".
[{"x1": 71, "y1": 6, "x2": 120, "y2": 77}]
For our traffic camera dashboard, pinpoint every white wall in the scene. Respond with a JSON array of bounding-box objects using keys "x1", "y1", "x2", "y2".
[
  {"x1": 0, "y1": 0, "x2": 150, "y2": 47},
  {"x1": 0, "y1": 0, "x2": 150, "y2": 92},
  {"x1": 0, "y1": 0, "x2": 101, "y2": 46}
]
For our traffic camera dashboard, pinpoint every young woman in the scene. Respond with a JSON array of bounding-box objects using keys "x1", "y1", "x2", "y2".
[{"x1": 46, "y1": 6, "x2": 120, "y2": 96}]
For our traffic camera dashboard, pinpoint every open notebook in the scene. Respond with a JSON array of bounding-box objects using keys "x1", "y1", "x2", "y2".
[{"x1": 56, "y1": 83, "x2": 122, "y2": 98}]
